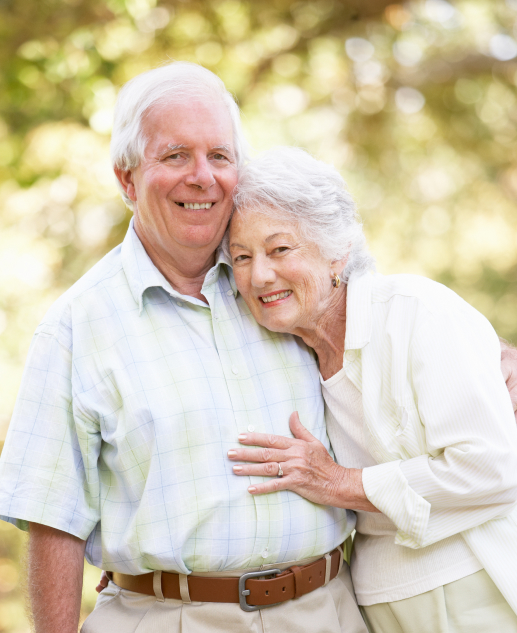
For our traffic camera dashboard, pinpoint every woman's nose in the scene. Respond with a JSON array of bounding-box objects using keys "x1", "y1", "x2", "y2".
[
  {"x1": 185, "y1": 157, "x2": 216, "y2": 190},
  {"x1": 251, "y1": 257, "x2": 276, "y2": 288}
]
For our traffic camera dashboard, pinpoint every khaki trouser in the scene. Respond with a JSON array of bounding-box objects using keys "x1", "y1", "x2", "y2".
[
  {"x1": 361, "y1": 569, "x2": 517, "y2": 633},
  {"x1": 81, "y1": 562, "x2": 367, "y2": 633}
]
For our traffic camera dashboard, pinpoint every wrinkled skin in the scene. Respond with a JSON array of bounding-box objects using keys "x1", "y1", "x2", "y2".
[{"x1": 227, "y1": 411, "x2": 375, "y2": 510}]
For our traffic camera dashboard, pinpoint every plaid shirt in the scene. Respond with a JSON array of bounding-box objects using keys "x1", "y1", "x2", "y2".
[{"x1": 0, "y1": 221, "x2": 352, "y2": 574}]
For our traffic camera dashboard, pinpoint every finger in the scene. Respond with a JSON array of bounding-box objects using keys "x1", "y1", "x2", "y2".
[
  {"x1": 233, "y1": 462, "x2": 284, "y2": 477},
  {"x1": 97, "y1": 571, "x2": 109, "y2": 591},
  {"x1": 237, "y1": 431, "x2": 295, "y2": 450},
  {"x1": 289, "y1": 412, "x2": 317, "y2": 443},
  {"x1": 227, "y1": 446, "x2": 289, "y2": 463}
]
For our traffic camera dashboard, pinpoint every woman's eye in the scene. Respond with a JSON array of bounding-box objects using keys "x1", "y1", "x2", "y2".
[
  {"x1": 234, "y1": 254, "x2": 249, "y2": 262},
  {"x1": 272, "y1": 246, "x2": 289, "y2": 254}
]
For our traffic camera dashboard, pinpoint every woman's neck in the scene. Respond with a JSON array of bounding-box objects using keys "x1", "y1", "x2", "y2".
[{"x1": 293, "y1": 285, "x2": 348, "y2": 381}]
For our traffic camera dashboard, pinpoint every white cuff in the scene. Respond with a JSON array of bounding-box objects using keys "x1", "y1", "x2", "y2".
[{"x1": 362, "y1": 461, "x2": 431, "y2": 549}]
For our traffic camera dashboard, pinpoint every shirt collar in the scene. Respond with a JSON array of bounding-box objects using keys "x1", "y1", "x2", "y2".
[
  {"x1": 344, "y1": 271, "x2": 374, "y2": 350},
  {"x1": 121, "y1": 218, "x2": 235, "y2": 314}
]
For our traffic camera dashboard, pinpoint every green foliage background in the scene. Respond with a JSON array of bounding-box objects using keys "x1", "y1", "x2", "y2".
[{"x1": 0, "y1": 0, "x2": 516, "y2": 629}]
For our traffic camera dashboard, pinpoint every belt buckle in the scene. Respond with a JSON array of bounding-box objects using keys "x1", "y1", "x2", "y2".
[{"x1": 238, "y1": 569, "x2": 282, "y2": 612}]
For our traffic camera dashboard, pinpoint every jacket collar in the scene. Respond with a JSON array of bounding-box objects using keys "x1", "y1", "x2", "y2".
[{"x1": 344, "y1": 271, "x2": 374, "y2": 350}]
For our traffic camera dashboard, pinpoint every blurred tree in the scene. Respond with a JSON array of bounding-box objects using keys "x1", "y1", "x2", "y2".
[{"x1": 1, "y1": 0, "x2": 517, "y2": 629}]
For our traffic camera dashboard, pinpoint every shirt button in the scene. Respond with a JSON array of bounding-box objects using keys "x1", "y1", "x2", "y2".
[
  {"x1": 373, "y1": 451, "x2": 381, "y2": 460},
  {"x1": 261, "y1": 548, "x2": 269, "y2": 559},
  {"x1": 247, "y1": 425, "x2": 255, "y2": 432},
  {"x1": 232, "y1": 366, "x2": 239, "y2": 375},
  {"x1": 214, "y1": 313, "x2": 220, "y2": 320},
  {"x1": 345, "y1": 350, "x2": 357, "y2": 361},
  {"x1": 176, "y1": 300, "x2": 183, "y2": 307},
  {"x1": 226, "y1": 289, "x2": 233, "y2": 296}
]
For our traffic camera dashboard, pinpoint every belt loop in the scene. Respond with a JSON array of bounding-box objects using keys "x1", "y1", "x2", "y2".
[
  {"x1": 290, "y1": 565, "x2": 303, "y2": 599},
  {"x1": 179, "y1": 574, "x2": 192, "y2": 604},
  {"x1": 324, "y1": 553, "x2": 332, "y2": 586},
  {"x1": 337, "y1": 545, "x2": 344, "y2": 574},
  {"x1": 153, "y1": 571, "x2": 165, "y2": 602}
]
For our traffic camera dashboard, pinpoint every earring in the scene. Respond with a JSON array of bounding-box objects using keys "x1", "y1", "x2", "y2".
[{"x1": 332, "y1": 273, "x2": 341, "y2": 289}]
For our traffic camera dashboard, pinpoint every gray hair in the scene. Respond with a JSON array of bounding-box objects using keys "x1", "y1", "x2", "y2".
[
  {"x1": 228, "y1": 146, "x2": 375, "y2": 282},
  {"x1": 110, "y1": 61, "x2": 248, "y2": 210}
]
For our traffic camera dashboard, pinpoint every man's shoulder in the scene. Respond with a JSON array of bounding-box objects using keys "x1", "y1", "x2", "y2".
[{"x1": 36, "y1": 244, "x2": 126, "y2": 340}]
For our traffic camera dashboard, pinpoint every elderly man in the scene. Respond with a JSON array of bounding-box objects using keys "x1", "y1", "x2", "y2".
[
  {"x1": 0, "y1": 63, "x2": 365, "y2": 633},
  {"x1": 0, "y1": 62, "x2": 516, "y2": 633}
]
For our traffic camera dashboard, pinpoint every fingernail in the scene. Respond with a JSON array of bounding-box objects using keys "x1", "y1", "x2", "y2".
[
  {"x1": 227, "y1": 450, "x2": 237, "y2": 458},
  {"x1": 233, "y1": 465, "x2": 242, "y2": 473},
  {"x1": 248, "y1": 486, "x2": 257, "y2": 493},
  {"x1": 238, "y1": 434, "x2": 247, "y2": 441}
]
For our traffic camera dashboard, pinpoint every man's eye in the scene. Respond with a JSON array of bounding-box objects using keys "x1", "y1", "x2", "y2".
[
  {"x1": 213, "y1": 153, "x2": 228, "y2": 160},
  {"x1": 168, "y1": 153, "x2": 182, "y2": 159}
]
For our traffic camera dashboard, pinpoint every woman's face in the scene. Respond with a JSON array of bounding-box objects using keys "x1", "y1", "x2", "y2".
[{"x1": 229, "y1": 209, "x2": 339, "y2": 335}]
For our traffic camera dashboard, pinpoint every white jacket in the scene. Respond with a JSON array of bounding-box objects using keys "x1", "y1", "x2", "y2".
[{"x1": 343, "y1": 272, "x2": 517, "y2": 612}]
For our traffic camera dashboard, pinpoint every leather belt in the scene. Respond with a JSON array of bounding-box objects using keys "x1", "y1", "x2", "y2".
[{"x1": 112, "y1": 548, "x2": 342, "y2": 611}]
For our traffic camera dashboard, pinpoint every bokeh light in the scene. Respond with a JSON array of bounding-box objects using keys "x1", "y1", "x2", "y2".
[{"x1": 0, "y1": 0, "x2": 516, "y2": 629}]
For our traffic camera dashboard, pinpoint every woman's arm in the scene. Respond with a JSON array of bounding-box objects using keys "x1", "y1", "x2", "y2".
[
  {"x1": 363, "y1": 311, "x2": 517, "y2": 549},
  {"x1": 228, "y1": 411, "x2": 379, "y2": 512}
]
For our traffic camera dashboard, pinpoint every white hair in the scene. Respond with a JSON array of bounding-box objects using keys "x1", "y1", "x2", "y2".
[
  {"x1": 110, "y1": 61, "x2": 248, "y2": 209},
  {"x1": 228, "y1": 146, "x2": 375, "y2": 282}
]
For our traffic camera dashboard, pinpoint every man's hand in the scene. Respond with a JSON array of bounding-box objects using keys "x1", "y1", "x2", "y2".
[
  {"x1": 28, "y1": 522, "x2": 86, "y2": 633},
  {"x1": 501, "y1": 339, "x2": 517, "y2": 422},
  {"x1": 96, "y1": 571, "x2": 109, "y2": 593}
]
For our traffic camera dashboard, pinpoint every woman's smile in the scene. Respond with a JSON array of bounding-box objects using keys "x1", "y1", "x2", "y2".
[{"x1": 259, "y1": 289, "x2": 293, "y2": 306}]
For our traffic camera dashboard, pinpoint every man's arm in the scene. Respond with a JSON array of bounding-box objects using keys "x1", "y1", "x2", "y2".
[
  {"x1": 501, "y1": 338, "x2": 517, "y2": 422},
  {"x1": 28, "y1": 522, "x2": 86, "y2": 633}
]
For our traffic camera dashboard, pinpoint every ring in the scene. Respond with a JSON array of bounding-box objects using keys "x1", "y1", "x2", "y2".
[{"x1": 277, "y1": 463, "x2": 283, "y2": 478}]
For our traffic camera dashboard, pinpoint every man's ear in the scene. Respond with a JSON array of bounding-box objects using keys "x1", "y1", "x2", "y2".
[{"x1": 114, "y1": 166, "x2": 137, "y2": 202}]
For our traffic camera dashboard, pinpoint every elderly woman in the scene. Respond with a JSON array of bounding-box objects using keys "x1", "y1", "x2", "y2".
[{"x1": 226, "y1": 147, "x2": 517, "y2": 633}]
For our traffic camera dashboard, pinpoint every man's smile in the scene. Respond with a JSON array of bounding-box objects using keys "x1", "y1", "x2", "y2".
[{"x1": 175, "y1": 201, "x2": 214, "y2": 209}]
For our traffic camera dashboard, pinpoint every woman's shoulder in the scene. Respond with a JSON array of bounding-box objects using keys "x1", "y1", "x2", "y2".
[
  {"x1": 370, "y1": 273, "x2": 469, "y2": 316},
  {"x1": 367, "y1": 273, "x2": 496, "y2": 346}
]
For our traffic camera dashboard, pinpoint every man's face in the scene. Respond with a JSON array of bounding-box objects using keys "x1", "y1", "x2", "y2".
[{"x1": 119, "y1": 99, "x2": 238, "y2": 259}]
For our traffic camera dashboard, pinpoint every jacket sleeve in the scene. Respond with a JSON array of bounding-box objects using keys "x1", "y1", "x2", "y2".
[{"x1": 362, "y1": 305, "x2": 517, "y2": 549}]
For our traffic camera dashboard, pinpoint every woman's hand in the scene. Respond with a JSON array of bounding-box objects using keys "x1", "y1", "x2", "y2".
[
  {"x1": 501, "y1": 339, "x2": 517, "y2": 422},
  {"x1": 227, "y1": 412, "x2": 379, "y2": 512}
]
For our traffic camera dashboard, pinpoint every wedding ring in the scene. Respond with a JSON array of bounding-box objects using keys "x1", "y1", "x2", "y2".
[{"x1": 277, "y1": 463, "x2": 283, "y2": 478}]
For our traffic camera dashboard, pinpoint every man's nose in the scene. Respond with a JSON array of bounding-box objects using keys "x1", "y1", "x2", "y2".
[
  {"x1": 251, "y1": 256, "x2": 276, "y2": 288},
  {"x1": 184, "y1": 157, "x2": 216, "y2": 190}
]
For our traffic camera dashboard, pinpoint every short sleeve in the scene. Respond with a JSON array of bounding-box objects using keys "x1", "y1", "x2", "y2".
[{"x1": 0, "y1": 332, "x2": 101, "y2": 539}]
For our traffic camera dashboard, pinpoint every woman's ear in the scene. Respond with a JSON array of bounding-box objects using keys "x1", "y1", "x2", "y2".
[
  {"x1": 331, "y1": 254, "x2": 349, "y2": 279},
  {"x1": 114, "y1": 167, "x2": 137, "y2": 202}
]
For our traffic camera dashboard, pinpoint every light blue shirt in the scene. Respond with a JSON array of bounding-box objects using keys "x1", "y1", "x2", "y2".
[{"x1": 0, "y1": 221, "x2": 353, "y2": 574}]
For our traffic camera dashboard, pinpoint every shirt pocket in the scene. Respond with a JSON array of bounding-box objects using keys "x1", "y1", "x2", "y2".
[{"x1": 394, "y1": 404, "x2": 427, "y2": 458}]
